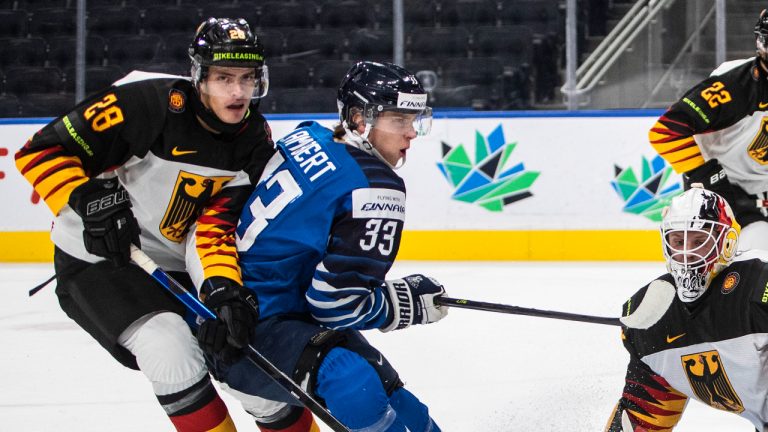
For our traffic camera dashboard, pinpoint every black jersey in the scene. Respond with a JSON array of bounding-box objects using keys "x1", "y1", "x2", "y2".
[
  {"x1": 650, "y1": 57, "x2": 768, "y2": 194},
  {"x1": 15, "y1": 71, "x2": 275, "y2": 285},
  {"x1": 606, "y1": 252, "x2": 768, "y2": 431}
]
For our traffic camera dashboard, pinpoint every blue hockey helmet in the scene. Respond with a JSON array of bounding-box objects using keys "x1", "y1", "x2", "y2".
[{"x1": 337, "y1": 61, "x2": 432, "y2": 136}]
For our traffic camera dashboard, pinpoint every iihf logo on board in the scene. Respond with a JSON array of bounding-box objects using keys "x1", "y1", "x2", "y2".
[
  {"x1": 436, "y1": 124, "x2": 539, "y2": 211},
  {"x1": 611, "y1": 154, "x2": 682, "y2": 222}
]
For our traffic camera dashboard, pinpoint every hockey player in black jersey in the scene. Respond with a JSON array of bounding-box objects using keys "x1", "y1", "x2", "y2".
[
  {"x1": 650, "y1": 9, "x2": 768, "y2": 252},
  {"x1": 15, "y1": 18, "x2": 276, "y2": 431},
  {"x1": 605, "y1": 185, "x2": 768, "y2": 431}
]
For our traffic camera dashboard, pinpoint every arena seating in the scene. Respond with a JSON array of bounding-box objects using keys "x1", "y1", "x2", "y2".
[{"x1": 0, "y1": 0, "x2": 566, "y2": 116}]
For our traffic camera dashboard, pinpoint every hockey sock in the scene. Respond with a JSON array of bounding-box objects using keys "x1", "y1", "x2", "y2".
[
  {"x1": 389, "y1": 387, "x2": 441, "y2": 432},
  {"x1": 315, "y1": 347, "x2": 406, "y2": 431},
  {"x1": 256, "y1": 406, "x2": 319, "y2": 432},
  {"x1": 158, "y1": 376, "x2": 237, "y2": 432}
]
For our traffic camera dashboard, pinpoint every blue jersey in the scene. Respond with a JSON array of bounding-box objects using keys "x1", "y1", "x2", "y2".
[{"x1": 236, "y1": 121, "x2": 406, "y2": 330}]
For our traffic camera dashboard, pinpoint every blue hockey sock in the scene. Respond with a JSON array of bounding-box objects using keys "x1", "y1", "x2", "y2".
[
  {"x1": 389, "y1": 387, "x2": 441, "y2": 432},
  {"x1": 315, "y1": 347, "x2": 406, "y2": 431}
]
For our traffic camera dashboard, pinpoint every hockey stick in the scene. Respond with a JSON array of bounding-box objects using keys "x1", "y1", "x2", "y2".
[
  {"x1": 435, "y1": 296, "x2": 622, "y2": 326},
  {"x1": 129, "y1": 246, "x2": 351, "y2": 432},
  {"x1": 436, "y1": 279, "x2": 676, "y2": 329}
]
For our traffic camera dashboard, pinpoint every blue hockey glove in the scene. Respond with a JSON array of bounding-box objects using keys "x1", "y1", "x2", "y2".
[
  {"x1": 197, "y1": 277, "x2": 259, "y2": 363},
  {"x1": 381, "y1": 274, "x2": 448, "y2": 332},
  {"x1": 68, "y1": 177, "x2": 140, "y2": 267}
]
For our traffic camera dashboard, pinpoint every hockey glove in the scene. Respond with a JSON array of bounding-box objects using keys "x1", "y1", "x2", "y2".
[
  {"x1": 683, "y1": 159, "x2": 754, "y2": 217},
  {"x1": 68, "y1": 177, "x2": 140, "y2": 267},
  {"x1": 197, "y1": 277, "x2": 259, "y2": 364},
  {"x1": 682, "y1": 158, "x2": 731, "y2": 194},
  {"x1": 381, "y1": 274, "x2": 448, "y2": 332}
]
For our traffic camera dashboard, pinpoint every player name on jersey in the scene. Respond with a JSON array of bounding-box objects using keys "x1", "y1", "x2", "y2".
[{"x1": 283, "y1": 130, "x2": 337, "y2": 182}]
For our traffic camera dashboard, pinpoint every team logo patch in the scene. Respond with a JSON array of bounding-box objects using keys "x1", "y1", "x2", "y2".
[
  {"x1": 168, "y1": 89, "x2": 186, "y2": 113},
  {"x1": 721, "y1": 272, "x2": 739, "y2": 294},
  {"x1": 747, "y1": 117, "x2": 768, "y2": 164},
  {"x1": 680, "y1": 350, "x2": 744, "y2": 414},
  {"x1": 160, "y1": 171, "x2": 233, "y2": 242}
]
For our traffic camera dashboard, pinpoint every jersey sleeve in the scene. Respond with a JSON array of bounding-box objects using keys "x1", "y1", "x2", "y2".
[
  {"x1": 649, "y1": 69, "x2": 756, "y2": 174},
  {"x1": 14, "y1": 82, "x2": 161, "y2": 215},
  {"x1": 605, "y1": 335, "x2": 688, "y2": 431},
  {"x1": 305, "y1": 163, "x2": 405, "y2": 331},
  {"x1": 191, "y1": 117, "x2": 275, "y2": 285}
]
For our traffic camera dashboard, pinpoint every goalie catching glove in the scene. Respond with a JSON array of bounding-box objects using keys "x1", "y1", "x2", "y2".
[
  {"x1": 381, "y1": 274, "x2": 448, "y2": 332},
  {"x1": 197, "y1": 277, "x2": 259, "y2": 364},
  {"x1": 68, "y1": 177, "x2": 140, "y2": 267}
]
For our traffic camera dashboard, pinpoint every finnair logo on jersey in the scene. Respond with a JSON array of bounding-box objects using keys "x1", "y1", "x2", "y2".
[
  {"x1": 396, "y1": 93, "x2": 427, "y2": 110},
  {"x1": 352, "y1": 188, "x2": 406, "y2": 221}
]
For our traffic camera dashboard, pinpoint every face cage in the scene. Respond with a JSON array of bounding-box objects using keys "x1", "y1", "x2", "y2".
[
  {"x1": 661, "y1": 220, "x2": 727, "y2": 271},
  {"x1": 193, "y1": 64, "x2": 269, "y2": 99},
  {"x1": 361, "y1": 104, "x2": 433, "y2": 137}
]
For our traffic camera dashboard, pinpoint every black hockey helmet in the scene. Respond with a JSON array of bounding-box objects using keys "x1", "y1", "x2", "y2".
[
  {"x1": 189, "y1": 17, "x2": 268, "y2": 97},
  {"x1": 337, "y1": 61, "x2": 432, "y2": 136},
  {"x1": 755, "y1": 9, "x2": 768, "y2": 62}
]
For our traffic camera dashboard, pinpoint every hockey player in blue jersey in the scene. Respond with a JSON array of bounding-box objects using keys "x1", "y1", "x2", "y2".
[{"x1": 195, "y1": 61, "x2": 448, "y2": 432}]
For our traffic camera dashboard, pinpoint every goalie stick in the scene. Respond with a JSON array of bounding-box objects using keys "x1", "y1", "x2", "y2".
[
  {"x1": 436, "y1": 279, "x2": 675, "y2": 330},
  {"x1": 129, "y1": 246, "x2": 351, "y2": 432}
]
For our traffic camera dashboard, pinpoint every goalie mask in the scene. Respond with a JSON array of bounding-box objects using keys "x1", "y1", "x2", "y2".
[
  {"x1": 337, "y1": 61, "x2": 432, "y2": 169},
  {"x1": 189, "y1": 17, "x2": 269, "y2": 100},
  {"x1": 660, "y1": 186, "x2": 740, "y2": 303}
]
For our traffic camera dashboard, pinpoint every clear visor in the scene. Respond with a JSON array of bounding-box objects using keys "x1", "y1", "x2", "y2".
[
  {"x1": 661, "y1": 222, "x2": 723, "y2": 271},
  {"x1": 200, "y1": 65, "x2": 269, "y2": 100},
  {"x1": 363, "y1": 104, "x2": 433, "y2": 137}
]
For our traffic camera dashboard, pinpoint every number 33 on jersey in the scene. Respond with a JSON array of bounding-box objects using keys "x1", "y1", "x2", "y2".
[{"x1": 236, "y1": 121, "x2": 407, "y2": 326}]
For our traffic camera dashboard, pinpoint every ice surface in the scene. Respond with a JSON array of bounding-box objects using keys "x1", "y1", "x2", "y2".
[{"x1": 1, "y1": 262, "x2": 754, "y2": 431}]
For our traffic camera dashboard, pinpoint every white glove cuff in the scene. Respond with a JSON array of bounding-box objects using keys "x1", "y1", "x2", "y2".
[{"x1": 381, "y1": 279, "x2": 414, "y2": 332}]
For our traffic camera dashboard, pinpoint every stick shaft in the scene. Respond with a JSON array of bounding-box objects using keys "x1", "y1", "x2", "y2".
[
  {"x1": 436, "y1": 296, "x2": 621, "y2": 326},
  {"x1": 129, "y1": 246, "x2": 351, "y2": 432}
]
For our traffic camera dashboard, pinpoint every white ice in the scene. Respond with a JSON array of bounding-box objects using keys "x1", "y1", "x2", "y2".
[{"x1": 1, "y1": 261, "x2": 755, "y2": 431}]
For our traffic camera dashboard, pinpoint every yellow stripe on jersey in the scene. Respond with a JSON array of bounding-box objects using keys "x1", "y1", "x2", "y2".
[
  {"x1": 15, "y1": 151, "x2": 88, "y2": 215},
  {"x1": 649, "y1": 121, "x2": 705, "y2": 173}
]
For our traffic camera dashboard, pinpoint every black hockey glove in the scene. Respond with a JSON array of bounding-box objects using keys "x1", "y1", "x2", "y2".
[
  {"x1": 381, "y1": 274, "x2": 448, "y2": 332},
  {"x1": 683, "y1": 159, "x2": 753, "y2": 216},
  {"x1": 682, "y1": 159, "x2": 731, "y2": 195},
  {"x1": 197, "y1": 277, "x2": 259, "y2": 364},
  {"x1": 68, "y1": 177, "x2": 140, "y2": 267}
]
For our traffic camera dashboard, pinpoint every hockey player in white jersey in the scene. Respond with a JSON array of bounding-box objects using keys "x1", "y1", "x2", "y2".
[
  {"x1": 650, "y1": 9, "x2": 768, "y2": 251},
  {"x1": 15, "y1": 17, "x2": 275, "y2": 431},
  {"x1": 606, "y1": 186, "x2": 768, "y2": 431}
]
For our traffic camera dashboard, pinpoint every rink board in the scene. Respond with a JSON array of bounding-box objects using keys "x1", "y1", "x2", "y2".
[{"x1": 0, "y1": 110, "x2": 668, "y2": 262}]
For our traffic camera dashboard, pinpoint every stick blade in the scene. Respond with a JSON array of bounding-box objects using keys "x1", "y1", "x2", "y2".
[{"x1": 619, "y1": 279, "x2": 675, "y2": 329}]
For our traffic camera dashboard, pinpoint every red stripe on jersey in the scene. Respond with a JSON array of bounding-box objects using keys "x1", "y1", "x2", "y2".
[{"x1": 32, "y1": 160, "x2": 83, "y2": 187}]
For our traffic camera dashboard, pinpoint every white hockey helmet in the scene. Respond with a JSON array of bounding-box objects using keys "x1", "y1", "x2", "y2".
[{"x1": 660, "y1": 185, "x2": 740, "y2": 303}]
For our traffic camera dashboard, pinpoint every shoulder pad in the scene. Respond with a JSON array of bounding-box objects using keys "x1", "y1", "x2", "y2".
[
  {"x1": 710, "y1": 57, "x2": 754, "y2": 77},
  {"x1": 113, "y1": 71, "x2": 188, "y2": 87}
]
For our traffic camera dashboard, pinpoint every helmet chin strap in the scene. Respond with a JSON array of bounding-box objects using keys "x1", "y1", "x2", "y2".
[{"x1": 341, "y1": 121, "x2": 405, "y2": 170}]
